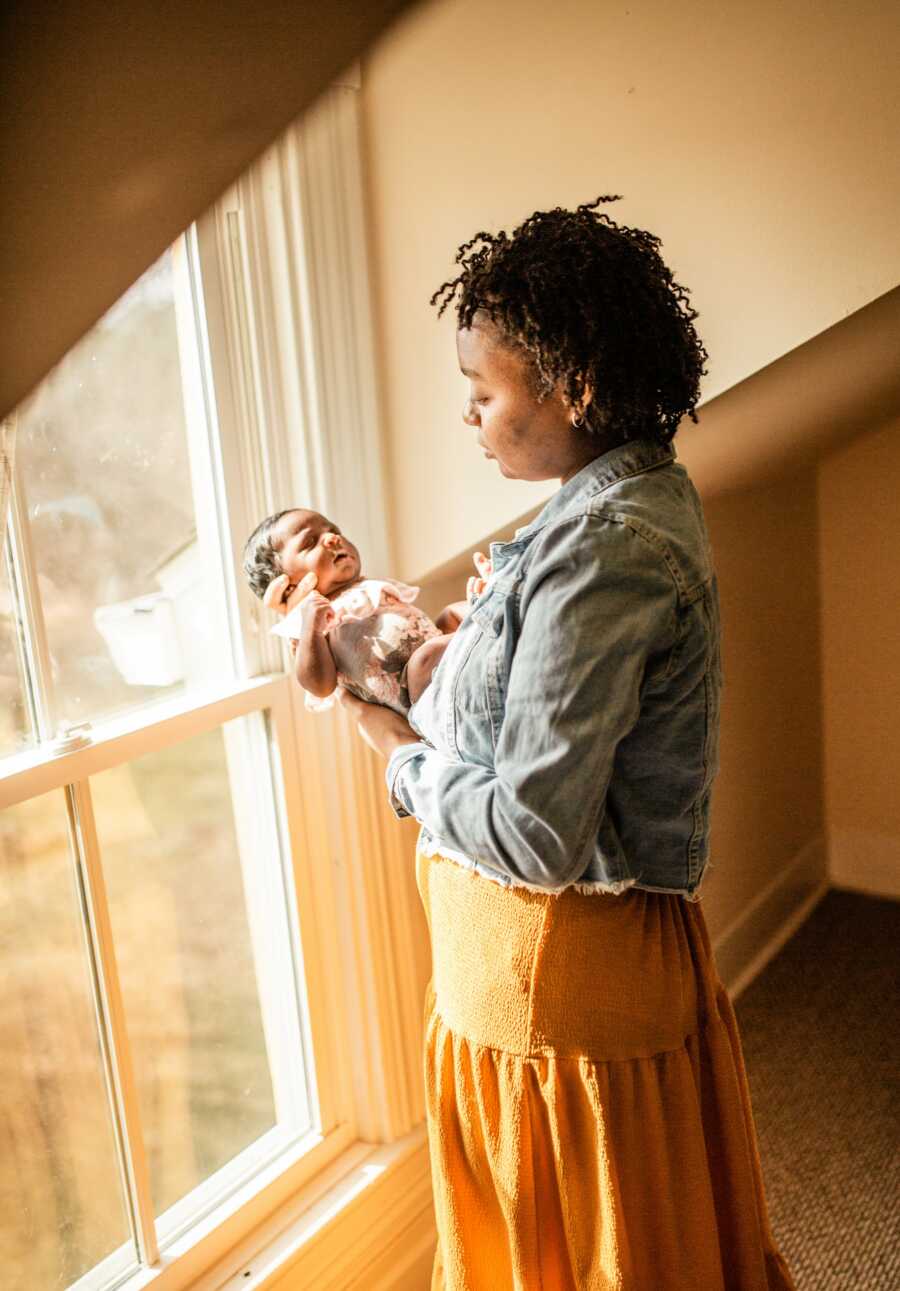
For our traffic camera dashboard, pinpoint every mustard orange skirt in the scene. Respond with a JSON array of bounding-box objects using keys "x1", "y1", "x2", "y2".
[{"x1": 416, "y1": 849, "x2": 796, "y2": 1291}]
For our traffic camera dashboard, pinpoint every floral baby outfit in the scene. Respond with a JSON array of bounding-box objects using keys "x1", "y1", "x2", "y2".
[{"x1": 272, "y1": 577, "x2": 441, "y2": 715}]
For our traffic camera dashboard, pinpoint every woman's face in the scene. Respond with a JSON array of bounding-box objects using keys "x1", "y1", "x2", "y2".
[
  {"x1": 272, "y1": 509, "x2": 361, "y2": 597},
  {"x1": 456, "y1": 321, "x2": 597, "y2": 484}
]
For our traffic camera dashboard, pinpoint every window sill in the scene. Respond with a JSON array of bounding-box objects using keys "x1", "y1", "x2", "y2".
[{"x1": 192, "y1": 1126, "x2": 434, "y2": 1291}]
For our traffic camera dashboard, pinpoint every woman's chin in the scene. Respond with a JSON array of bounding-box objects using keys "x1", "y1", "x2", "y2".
[{"x1": 483, "y1": 451, "x2": 517, "y2": 478}]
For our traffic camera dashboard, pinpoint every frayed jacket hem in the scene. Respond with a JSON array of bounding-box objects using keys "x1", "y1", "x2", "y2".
[{"x1": 415, "y1": 833, "x2": 706, "y2": 901}]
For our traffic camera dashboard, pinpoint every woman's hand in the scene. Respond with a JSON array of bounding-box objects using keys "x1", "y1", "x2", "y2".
[
  {"x1": 265, "y1": 571, "x2": 330, "y2": 660},
  {"x1": 264, "y1": 570, "x2": 318, "y2": 616},
  {"x1": 335, "y1": 687, "x2": 420, "y2": 761}
]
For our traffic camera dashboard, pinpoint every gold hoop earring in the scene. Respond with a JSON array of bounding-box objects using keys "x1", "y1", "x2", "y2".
[{"x1": 571, "y1": 411, "x2": 585, "y2": 429}]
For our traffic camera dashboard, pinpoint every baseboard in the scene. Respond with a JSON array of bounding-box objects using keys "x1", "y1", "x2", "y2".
[
  {"x1": 713, "y1": 835, "x2": 829, "y2": 1002},
  {"x1": 826, "y1": 828, "x2": 900, "y2": 900}
]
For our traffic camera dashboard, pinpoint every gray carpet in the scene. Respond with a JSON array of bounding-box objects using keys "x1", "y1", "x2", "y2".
[{"x1": 733, "y1": 887, "x2": 900, "y2": 1290}]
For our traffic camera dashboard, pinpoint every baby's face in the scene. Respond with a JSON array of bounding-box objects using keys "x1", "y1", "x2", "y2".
[{"x1": 272, "y1": 509, "x2": 361, "y2": 598}]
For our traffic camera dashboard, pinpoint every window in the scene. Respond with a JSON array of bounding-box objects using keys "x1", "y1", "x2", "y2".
[
  {"x1": 7, "y1": 248, "x2": 235, "y2": 744},
  {"x1": 2, "y1": 227, "x2": 338, "y2": 1291},
  {"x1": 1, "y1": 85, "x2": 431, "y2": 1291},
  {"x1": 0, "y1": 232, "x2": 330, "y2": 1291}
]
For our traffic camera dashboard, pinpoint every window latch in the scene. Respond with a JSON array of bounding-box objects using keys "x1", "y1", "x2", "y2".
[{"x1": 51, "y1": 721, "x2": 94, "y2": 754}]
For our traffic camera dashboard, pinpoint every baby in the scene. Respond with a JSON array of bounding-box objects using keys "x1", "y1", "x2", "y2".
[{"x1": 242, "y1": 508, "x2": 490, "y2": 715}]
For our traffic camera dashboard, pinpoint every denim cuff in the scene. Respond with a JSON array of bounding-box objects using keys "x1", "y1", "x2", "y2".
[{"x1": 385, "y1": 741, "x2": 429, "y2": 819}]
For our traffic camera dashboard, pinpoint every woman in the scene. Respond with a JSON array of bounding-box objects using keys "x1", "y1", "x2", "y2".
[{"x1": 337, "y1": 197, "x2": 795, "y2": 1290}]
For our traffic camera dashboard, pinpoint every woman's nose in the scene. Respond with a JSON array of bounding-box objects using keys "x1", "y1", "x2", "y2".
[{"x1": 463, "y1": 399, "x2": 479, "y2": 426}]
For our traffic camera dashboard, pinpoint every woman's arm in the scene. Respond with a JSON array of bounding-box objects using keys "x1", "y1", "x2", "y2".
[
  {"x1": 381, "y1": 515, "x2": 677, "y2": 889},
  {"x1": 335, "y1": 688, "x2": 420, "y2": 758}
]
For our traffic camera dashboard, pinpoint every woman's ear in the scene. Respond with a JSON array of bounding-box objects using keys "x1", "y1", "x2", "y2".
[{"x1": 568, "y1": 378, "x2": 595, "y2": 428}]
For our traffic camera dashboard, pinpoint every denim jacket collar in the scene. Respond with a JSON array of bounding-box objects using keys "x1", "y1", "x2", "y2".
[{"x1": 511, "y1": 435, "x2": 677, "y2": 543}]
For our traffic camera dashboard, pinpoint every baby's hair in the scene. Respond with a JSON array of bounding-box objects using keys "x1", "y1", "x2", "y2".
[
  {"x1": 430, "y1": 195, "x2": 709, "y2": 447},
  {"x1": 242, "y1": 509, "x2": 298, "y2": 599}
]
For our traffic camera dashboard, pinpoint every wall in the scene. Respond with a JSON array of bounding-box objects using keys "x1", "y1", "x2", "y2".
[
  {"x1": 700, "y1": 473, "x2": 826, "y2": 952},
  {"x1": 818, "y1": 414, "x2": 900, "y2": 899},
  {"x1": 361, "y1": 0, "x2": 900, "y2": 580}
]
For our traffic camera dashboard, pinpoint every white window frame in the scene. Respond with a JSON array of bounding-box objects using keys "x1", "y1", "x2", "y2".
[{"x1": 1, "y1": 82, "x2": 434, "y2": 1291}]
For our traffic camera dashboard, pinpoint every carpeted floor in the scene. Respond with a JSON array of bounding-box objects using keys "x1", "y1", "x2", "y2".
[{"x1": 732, "y1": 886, "x2": 900, "y2": 1290}]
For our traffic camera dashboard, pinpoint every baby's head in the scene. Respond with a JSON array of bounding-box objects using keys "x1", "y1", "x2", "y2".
[{"x1": 242, "y1": 508, "x2": 362, "y2": 603}]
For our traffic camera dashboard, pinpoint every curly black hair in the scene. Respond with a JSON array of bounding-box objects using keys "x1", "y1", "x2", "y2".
[
  {"x1": 242, "y1": 508, "x2": 296, "y2": 599},
  {"x1": 430, "y1": 195, "x2": 709, "y2": 446}
]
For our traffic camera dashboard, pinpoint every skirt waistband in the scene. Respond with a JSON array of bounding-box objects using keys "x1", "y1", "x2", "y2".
[{"x1": 417, "y1": 849, "x2": 722, "y2": 1062}]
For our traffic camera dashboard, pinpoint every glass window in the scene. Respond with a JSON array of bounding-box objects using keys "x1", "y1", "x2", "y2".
[
  {"x1": 1, "y1": 227, "x2": 320, "y2": 1289},
  {"x1": 0, "y1": 542, "x2": 33, "y2": 756},
  {"x1": 93, "y1": 721, "x2": 305, "y2": 1219},
  {"x1": 13, "y1": 250, "x2": 232, "y2": 734},
  {"x1": 0, "y1": 792, "x2": 135, "y2": 1289},
  {"x1": 0, "y1": 114, "x2": 384, "y2": 1282}
]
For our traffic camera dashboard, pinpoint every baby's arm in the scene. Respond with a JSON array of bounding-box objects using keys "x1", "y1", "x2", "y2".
[
  {"x1": 292, "y1": 583, "x2": 338, "y2": 698},
  {"x1": 293, "y1": 615, "x2": 338, "y2": 698},
  {"x1": 266, "y1": 572, "x2": 338, "y2": 699}
]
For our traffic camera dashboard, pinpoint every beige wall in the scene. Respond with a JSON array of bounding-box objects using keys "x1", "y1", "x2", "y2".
[
  {"x1": 700, "y1": 474, "x2": 826, "y2": 938},
  {"x1": 361, "y1": 0, "x2": 900, "y2": 580},
  {"x1": 818, "y1": 415, "x2": 900, "y2": 899}
]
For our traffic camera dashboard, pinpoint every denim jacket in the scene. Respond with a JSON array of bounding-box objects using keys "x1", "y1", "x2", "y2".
[{"x1": 385, "y1": 436, "x2": 723, "y2": 900}]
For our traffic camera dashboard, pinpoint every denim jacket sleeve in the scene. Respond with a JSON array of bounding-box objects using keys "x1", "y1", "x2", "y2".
[{"x1": 384, "y1": 512, "x2": 677, "y2": 889}]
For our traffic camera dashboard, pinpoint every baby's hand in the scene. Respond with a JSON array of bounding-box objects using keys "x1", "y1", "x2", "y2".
[
  {"x1": 466, "y1": 550, "x2": 493, "y2": 603},
  {"x1": 299, "y1": 590, "x2": 337, "y2": 635}
]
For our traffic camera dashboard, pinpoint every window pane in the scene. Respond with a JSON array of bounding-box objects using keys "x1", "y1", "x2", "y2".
[
  {"x1": 0, "y1": 543, "x2": 34, "y2": 757},
  {"x1": 0, "y1": 792, "x2": 135, "y2": 1288},
  {"x1": 14, "y1": 248, "x2": 232, "y2": 732},
  {"x1": 92, "y1": 722, "x2": 296, "y2": 1219}
]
